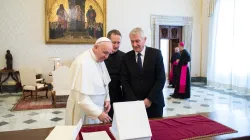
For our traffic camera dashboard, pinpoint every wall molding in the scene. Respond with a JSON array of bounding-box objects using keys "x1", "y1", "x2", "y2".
[{"x1": 150, "y1": 15, "x2": 193, "y2": 55}]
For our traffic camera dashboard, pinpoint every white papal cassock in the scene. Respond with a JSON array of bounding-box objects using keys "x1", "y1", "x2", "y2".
[{"x1": 65, "y1": 48, "x2": 111, "y2": 125}]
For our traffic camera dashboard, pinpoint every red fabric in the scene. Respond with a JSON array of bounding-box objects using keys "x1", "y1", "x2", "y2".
[
  {"x1": 179, "y1": 65, "x2": 187, "y2": 93},
  {"x1": 79, "y1": 115, "x2": 236, "y2": 140},
  {"x1": 173, "y1": 61, "x2": 178, "y2": 66},
  {"x1": 11, "y1": 94, "x2": 66, "y2": 111},
  {"x1": 179, "y1": 42, "x2": 185, "y2": 47},
  {"x1": 80, "y1": 124, "x2": 115, "y2": 140},
  {"x1": 169, "y1": 62, "x2": 178, "y2": 83},
  {"x1": 169, "y1": 64, "x2": 174, "y2": 82}
]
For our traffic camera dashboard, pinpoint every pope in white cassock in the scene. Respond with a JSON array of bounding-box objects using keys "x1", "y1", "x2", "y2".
[{"x1": 65, "y1": 37, "x2": 113, "y2": 125}]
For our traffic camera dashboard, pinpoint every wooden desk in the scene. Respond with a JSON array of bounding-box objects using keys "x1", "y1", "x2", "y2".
[
  {"x1": 0, "y1": 69, "x2": 20, "y2": 93},
  {"x1": 0, "y1": 127, "x2": 54, "y2": 140},
  {"x1": 0, "y1": 112, "x2": 249, "y2": 140}
]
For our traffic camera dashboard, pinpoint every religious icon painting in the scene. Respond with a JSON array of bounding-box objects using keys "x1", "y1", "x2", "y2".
[{"x1": 45, "y1": 0, "x2": 106, "y2": 44}]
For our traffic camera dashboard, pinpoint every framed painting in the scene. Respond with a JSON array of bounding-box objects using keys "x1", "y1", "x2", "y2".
[{"x1": 45, "y1": 0, "x2": 106, "y2": 44}]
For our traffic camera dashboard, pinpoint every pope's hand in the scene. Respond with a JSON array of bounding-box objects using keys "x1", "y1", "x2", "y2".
[
  {"x1": 98, "y1": 112, "x2": 112, "y2": 123},
  {"x1": 104, "y1": 101, "x2": 111, "y2": 113}
]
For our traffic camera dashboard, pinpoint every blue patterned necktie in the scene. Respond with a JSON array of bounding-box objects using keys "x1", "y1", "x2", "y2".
[{"x1": 137, "y1": 53, "x2": 143, "y2": 72}]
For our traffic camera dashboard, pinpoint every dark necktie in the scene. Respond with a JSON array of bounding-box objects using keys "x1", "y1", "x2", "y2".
[{"x1": 137, "y1": 53, "x2": 143, "y2": 71}]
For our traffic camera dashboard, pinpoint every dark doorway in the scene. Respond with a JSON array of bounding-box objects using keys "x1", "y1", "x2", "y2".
[{"x1": 159, "y1": 25, "x2": 182, "y2": 81}]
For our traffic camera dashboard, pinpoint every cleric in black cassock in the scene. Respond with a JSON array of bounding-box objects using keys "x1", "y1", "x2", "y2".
[
  {"x1": 170, "y1": 42, "x2": 191, "y2": 99},
  {"x1": 169, "y1": 47, "x2": 180, "y2": 88},
  {"x1": 104, "y1": 30, "x2": 125, "y2": 118}
]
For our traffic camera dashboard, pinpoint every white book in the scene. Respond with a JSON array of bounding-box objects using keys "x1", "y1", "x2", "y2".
[
  {"x1": 110, "y1": 101, "x2": 152, "y2": 140},
  {"x1": 82, "y1": 131, "x2": 111, "y2": 140},
  {"x1": 46, "y1": 119, "x2": 83, "y2": 140},
  {"x1": 45, "y1": 126, "x2": 76, "y2": 140}
]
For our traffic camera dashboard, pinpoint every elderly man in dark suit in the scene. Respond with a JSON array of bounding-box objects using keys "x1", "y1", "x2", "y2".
[{"x1": 121, "y1": 27, "x2": 166, "y2": 118}]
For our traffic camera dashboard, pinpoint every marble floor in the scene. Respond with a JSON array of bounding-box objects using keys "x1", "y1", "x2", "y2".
[{"x1": 0, "y1": 83, "x2": 250, "y2": 132}]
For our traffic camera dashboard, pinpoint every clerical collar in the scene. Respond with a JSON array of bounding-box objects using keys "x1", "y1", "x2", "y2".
[
  {"x1": 110, "y1": 50, "x2": 119, "y2": 56},
  {"x1": 135, "y1": 46, "x2": 146, "y2": 56},
  {"x1": 90, "y1": 48, "x2": 98, "y2": 62}
]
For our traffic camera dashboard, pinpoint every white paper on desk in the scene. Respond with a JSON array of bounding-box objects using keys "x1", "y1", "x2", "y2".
[
  {"x1": 82, "y1": 131, "x2": 111, "y2": 140},
  {"x1": 46, "y1": 119, "x2": 83, "y2": 140},
  {"x1": 110, "y1": 101, "x2": 152, "y2": 140},
  {"x1": 45, "y1": 126, "x2": 75, "y2": 140}
]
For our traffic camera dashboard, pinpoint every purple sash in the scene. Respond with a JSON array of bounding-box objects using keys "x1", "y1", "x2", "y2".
[
  {"x1": 179, "y1": 65, "x2": 188, "y2": 94},
  {"x1": 169, "y1": 64, "x2": 173, "y2": 82}
]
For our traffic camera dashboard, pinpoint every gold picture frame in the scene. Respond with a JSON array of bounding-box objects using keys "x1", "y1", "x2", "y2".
[{"x1": 45, "y1": 0, "x2": 106, "y2": 44}]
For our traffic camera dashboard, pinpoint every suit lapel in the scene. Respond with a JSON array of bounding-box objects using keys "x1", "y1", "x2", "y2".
[{"x1": 142, "y1": 47, "x2": 149, "y2": 71}]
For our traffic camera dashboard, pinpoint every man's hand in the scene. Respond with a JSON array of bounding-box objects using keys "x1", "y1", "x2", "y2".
[
  {"x1": 176, "y1": 59, "x2": 180, "y2": 63},
  {"x1": 144, "y1": 98, "x2": 152, "y2": 108},
  {"x1": 104, "y1": 101, "x2": 111, "y2": 113},
  {"x1": 98, "y1": 112, "x2": 112, "y2": 123}
]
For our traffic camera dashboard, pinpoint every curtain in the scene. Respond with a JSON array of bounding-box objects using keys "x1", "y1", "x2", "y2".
[{"x1": 207, "y1": 0, "x2": 250, "y2": 94}]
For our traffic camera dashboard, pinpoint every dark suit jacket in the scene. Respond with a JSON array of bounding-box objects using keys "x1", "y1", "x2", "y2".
[
  {"x1": 121, "y1": 47, "x2": 166, "y2": 107},
  {"x1": 104, "y1": 50, "x2": 125, "y2": 102}
]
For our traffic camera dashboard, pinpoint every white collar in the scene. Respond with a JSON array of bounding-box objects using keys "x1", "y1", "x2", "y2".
[
  {"x1": 135, "y1": 46, "x2": 146, "y2": 56},
  {"x1": 90, "y1": 48, "x2": 98, "y2": 62}
]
